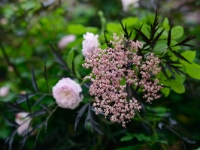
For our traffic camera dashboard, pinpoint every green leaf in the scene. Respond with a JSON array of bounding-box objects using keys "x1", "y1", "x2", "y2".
[
  {"x1": 122, "y1": 17, "x2": 139, "y2": 29},
  {"x1": 181, "y1": 51, "x2": 196, "y2": 62},
  {"x1": 120, "y1": 135, "x2": 133, "y2": 142},
  {"x1": 153, "y1": 40, "x2": 168, "y2": 54},
  {"x1": 171, "y1": 81, "x2": 185, "y2": 93},
  {"x1": 107, "y1": 23, "x2": 121, "y2": 34},
  {"x1": 161, "y1": 87, "x2": 170, "y2": 97},
  {"x1": 167, "y1": 50, "x2": 178, "y2": 61},
  {"x1": 175, "y1": 73, "x2": 186, "y2": 83},
  {"x1": 154, "y1": 139, "x2": 168, "y2": 144},
  {"x1": 86, "y1": 27, "x2": 98, "y2": 33},
  {"x1": 171, "y1": 26, "x2": 184, "y2": 39},
  {"x1": 146, "y1": 106, "x2": 169, "y2": 113},
  {"x1": 193, "y1": 147, "x2": 200, "y2": 150},
  {"x1": 141, "y1": 23, "x2": 150, "y2": 38},
  {"x1": 133, "y1": 134, "x2": 151, "y2": 142},
  {"x1": 163, "y1": 80, "x2": 185, "y2": 93},
  {"x1": 184, "y1": 63, "x2": 200, "y2": 79},
  {"x1": 68, "y1": 24, "x2": 87, "y2": 35},
  {"x1": 67, "y1": 49, "x2": 75, "y2": 71},
  {"x1": 162, "y1": 18, "x2": 170, "y2": 30},
  {"x1": 74, "y1": 54, "x2": 83, "y2": 70},
  {"x1": 74, "y1": 54, "x2": 83, "y2": 78},
  {"x1": 170, "y1": 40, "x2": 181, "y2": 51}
]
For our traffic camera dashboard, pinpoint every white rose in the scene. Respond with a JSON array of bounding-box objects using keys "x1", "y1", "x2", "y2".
[
  {"x1": 121, "y1": 0, "x2": 139, "y2": 12},
  {"x1": 0, "y1": 86, "x2": 9, "y2": 97},
  {"x1": 52, "y1": 78, "x2": 83, "y2": 109},
  {"x1": 82, "y1": 32, "x2": 99, "y2": 57},
  {"x1": 15, "y1": 112, "x2": 32, "y2": 136},
  {"x1": 58, "y1": 34, "x2": 76, "y2": 49}
]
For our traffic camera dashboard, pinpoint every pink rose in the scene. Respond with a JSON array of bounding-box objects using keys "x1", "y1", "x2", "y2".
[
  {"x1": 0, "y1": 86, "x2": 9, "y2": 97},
  {"x1": 52, "y1": 78, "x2": 83, "y2": 109},
  {"x1": 15, "y1": 112, "x2": 32, "y2": 136},
  {"x1": 82, "y1": 32, "x2": 99, "y2": 57}
]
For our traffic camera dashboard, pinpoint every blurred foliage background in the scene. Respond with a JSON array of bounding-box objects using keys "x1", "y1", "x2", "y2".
[{"x1": 0, "y1": 0, "x2": 200, "y2": 150}]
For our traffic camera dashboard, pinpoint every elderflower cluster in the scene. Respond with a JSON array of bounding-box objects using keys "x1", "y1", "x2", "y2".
[{"x1": 83, "y1": 33, "x2": 162, "y2": 127}]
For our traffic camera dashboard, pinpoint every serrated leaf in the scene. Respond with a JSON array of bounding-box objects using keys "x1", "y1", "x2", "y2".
[
  {"x1": 25, "y1": 93, "x2": 32, "y2": 112},
  {"x1": 44, "y1": 55, "x2": 50, "y2": 93},
  {"x1": 33, "y1": 94, "x2": 46, "y2": 107},
  {"x1": 49, "y1": 43, "x2": 70, "y2": 72},
  {"x1": 133, "y1": 26, "x2": 149, "y2": 43},
  {"x1": 44, "y1": 121, "x2": 48, "y2": 133},
  {"x1": 167, "y1": 27, "x2": 172, "y2": 47},
  {"x1": 16, "y1": 94, "x2": 36, "y2": 104},
  {"x1": 166, "y1": 63, "x2": 176, "y2": 78},
  {"x1": 161, "y1": 64, "x2": 170, "y2": 80},
  {"x1": 40, "y1": 104, "x2": 51, "y2": 114},
  {"x1": 7, "y1": 130, "x2": 17, "y2": 150},
  {"x1": 152, "y1": 28, "x2": 165, "y2": 47},
  {"x1": 104, "y1": 30, "x2": 112, "y2": 47},
  {"x1": 28, "y1": 110, "x2": 46, "y2": 118},
  {"x1": 29, "y1": 123, "x2": 43, "y2": 136},
  {"x1": 20, "y1": 126, "x2": 30, "y2": 150},
  {"x1": 118, "y1": 17, "x2": 129, "y2": 38},
  {"x1": 4, "y1": 117, "x2": 19, "y2": 127},
  {"x1": 33, "y1": 127, "x2": 41, "y2": 150},
  {"x1": 84, "y1": 103, "x2": 103, "y2": 135},
  {"x1": 171, "y1": 50, "x2": 191, "y2": 64},
  {"x1": 4, "y1": 102, "x2": 24, "y2": 112},
  {"x1": 170, "y1": 40, "x2": 181, "y2": 50},
  {"x1": 173, "y1": 35, "x2": 196, "y2": 47},
  {"x1": 134, "y1": 23, "x2": 143, "y2": 41},
  {"x1": 74, "y1": 103, "x2": 89, "y2": 131},
  {"x1": 31, "y1": 67, "x2": 39, "y2": 92}
]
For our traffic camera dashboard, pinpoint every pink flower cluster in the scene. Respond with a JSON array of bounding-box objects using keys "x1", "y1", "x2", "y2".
[{"x1": 83, "y1": 33, "x2": 162, "y2": 127}]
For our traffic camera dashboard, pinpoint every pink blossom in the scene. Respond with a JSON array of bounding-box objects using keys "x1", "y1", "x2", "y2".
[
  {"x1": 58, "y1": 35, "x2": 76, "y2": 49},
  {"x1": 15, "y1": 112, "x2": 32, "y2": 136},
  {"x1": 83, "y1": 33, "x2": 162, "y2": 127},
  {"x1": 52, "y1": 78, "x2": 83, "y2": 109},
  {"x1": 0, "y1": 86, "x2": 9, "y2": 97},
  {"x1": 82, "y1": 32, "x2": 99, "y2": 57}
]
